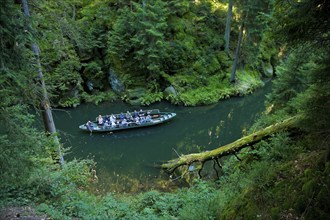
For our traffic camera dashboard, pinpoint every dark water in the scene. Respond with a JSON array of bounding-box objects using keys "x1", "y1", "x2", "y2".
[{"x1": 53, "y1": 83, "x2": 271, "y2": 182}]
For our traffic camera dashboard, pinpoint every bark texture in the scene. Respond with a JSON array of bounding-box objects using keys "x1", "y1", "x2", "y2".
[
  {"x1": 230, "y1": 21, "x2": 244, "y2": 83},
  {"x1": 224, "y1": 0, "x2": 233, "y2": 52}
]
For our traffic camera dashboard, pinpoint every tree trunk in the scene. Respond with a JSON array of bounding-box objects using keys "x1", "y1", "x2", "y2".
[
  {"x1": 230, "y1": 21, "x2": 244, "y2": 83},
  {"x1": 161, "y1": 116, "x2": 300, "y2": 173},
  {"x1": 21, "y1": 0, "x2": 64, "y2": 167},
  {"x1": 224, "y1": 0, "x2": 233, "y2": 52}
]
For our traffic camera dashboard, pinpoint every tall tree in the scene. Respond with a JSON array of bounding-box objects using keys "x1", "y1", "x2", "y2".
[
  {"x1": 268, "y1": 0, "x2": 330, "y2": 160},
  {"x1": 33, "y1": 0, "x2": 84, "y2": 107},
  {"x1": 229, "y1": 0, "x2": 272, "y2": 82},
  {"x1": 21, "y1": 0, "x2": 64, "y2": 166},
  {"x1": 230, "y1": 19, "x2": 244, "y2": 82},
  {"x1": 224, "y1": 0, "x2": 233, "y2": 52},
  {"x1": 272, "y1": 0, "x2": 330, "y2": 48},
  {"x1": 1, "y1": 0, "x2": 39, "y2": 185}
]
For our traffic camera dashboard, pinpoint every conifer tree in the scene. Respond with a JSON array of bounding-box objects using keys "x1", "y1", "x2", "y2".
[
  {"x1": 224, "y1": 0, "x2": 233, "y2": 52},
  {"x1": 108, "y1": 0, "x2": 169, "y2": 80},
  {"x1": 0, "y1": 0, "x2": 54, "y2": 185},
  {"x1": 21, "y1": 0, "x2": 64, "y2": 166},
  {"x1": 229, "y1": 0, "x2": 272, "y2": 82}
]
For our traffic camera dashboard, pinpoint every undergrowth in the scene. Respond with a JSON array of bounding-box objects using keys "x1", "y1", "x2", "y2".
[
  {"x1": 2, "y1": 127, "x2": 328, "y2": 219},
  {"x1": 162, "y1": 70, "x2": 263, "y2": 106}
]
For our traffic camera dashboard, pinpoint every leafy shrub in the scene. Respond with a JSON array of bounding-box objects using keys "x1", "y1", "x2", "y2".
[{"x1": 81, "y1": 90, "x2": 117, "y2": 105}]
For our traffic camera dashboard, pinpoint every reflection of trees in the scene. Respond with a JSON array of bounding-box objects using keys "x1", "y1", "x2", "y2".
[
  {"x1": 94, "y1": 168, "x2": 178, "y2": 194},
  {"x1": 173, "y1": 118, "x2": 227, "y2": 158},
  {"x1": 227, "y1": 108, "x2": 234, "y2": 120},
  {"x1": 174, "y1": 136, "x2": 206, "y2": 156}
]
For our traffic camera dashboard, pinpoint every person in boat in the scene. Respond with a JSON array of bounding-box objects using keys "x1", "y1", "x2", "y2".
[
  {"x1": 133, "y1": 110, "x2": 139, "y2": 118},
  {"x1": 146, "y1": 114, "x2": 151, "y2": 122},
  {"x1": 134, "y1": 116, "x2": 140, "y2": 124},
  {"x1": 121, "y1": 118, "x2": 128, "y2": 127},
  {"x1": 139, "y1": 109, "x2": 145, "y2": 117},
  {"x1": 140, "y1": 115, "x2": 146, "y2": 124},
  {"x1": 126, "y1": 111, "x2": 133, "y2": 121},
  {"x1": 86, "y1": 120, "x2": 93, "y2": 131},
  {"x1": 119, "y1": 112, "x2": 125, "y2": 120},
  {"x1": 110, "y1": 114, "x2": 116, "y2": 123},
  {"x1": 97, "y1": 115, "x2": 104, "y2": 125},
  {"x1": 111, "y1": 120, "x2": 116, "y2": 128},
  {"x1": 104, "y1": 119, "x2": 110, "y2": 128}
]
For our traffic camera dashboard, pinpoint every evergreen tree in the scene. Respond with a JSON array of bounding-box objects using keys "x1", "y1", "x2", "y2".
[
  {"x1": 230, "y1": 19, "x2": 244, "y2": 83},
  {"x1": 21, "y1": 0, "x2": 64, "y2": 166},
  {"x1": 33, "y1": 0, "x2": 84, "y2": 106},
  {"x1": 224, "y1": 0, "x2": 233, "y2": 53},
  {"x1": 270, "y1": 0, "x2": 330, "y2": 132},
  {"x1": 229, "y1": 0, "x2": 272, "y2": 81},
  {"x1": 266, "y1": 47, "x2": 314, "y2": 112},
  {"x1": 108, "y1": 0, "x2": 170, "y2": 80},
  {"x1": 272, "y1": 0, "x2": 330, "y2": 48},
  {"x1": 301, "y1": 53, "x2": 330, "y2": 135},
  {"x1": 0, "y1": 0, "x2": 54, "y2": 185}
]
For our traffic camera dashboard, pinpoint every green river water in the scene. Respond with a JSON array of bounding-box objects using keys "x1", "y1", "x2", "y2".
[{"x1": 53, "y1": 83, "x2": 271, "y2": 189}]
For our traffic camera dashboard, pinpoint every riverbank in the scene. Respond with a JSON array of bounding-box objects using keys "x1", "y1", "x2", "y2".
[
  {"x1": 52, "y1": 81, "x2": 272, "y2": 195},
  {"x1": 68, "y1": 70, "x2": 266, "y2": 108},
  {"x1": 2, "y1": 119, "x2": 328, "y2": 220}
]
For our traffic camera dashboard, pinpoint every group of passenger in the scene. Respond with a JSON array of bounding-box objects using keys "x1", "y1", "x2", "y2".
[{"x1": 94, "y1": 109, "x2": 152, "y2": 129}]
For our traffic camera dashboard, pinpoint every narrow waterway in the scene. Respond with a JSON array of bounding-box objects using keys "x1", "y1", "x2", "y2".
[{"x1": 53, "y1": 83, "x2": 271, "y2": 188}]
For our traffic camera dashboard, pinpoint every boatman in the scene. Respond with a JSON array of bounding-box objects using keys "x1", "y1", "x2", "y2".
[{"x1": 86, "y1": 121, "x2": 93, "y2": 133}]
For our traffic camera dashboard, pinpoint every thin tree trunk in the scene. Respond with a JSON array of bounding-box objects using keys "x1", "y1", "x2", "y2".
[
  {"x1": 21, "y1": 0, "x2": 64, "y2": 167},
  {"x1": 224, "y1": 0, "x2": 233, "y2": 52},
  {"x1": 160, "y1": 116, "x2": 300, "y2": 173},
  {"x1": 230, "y1": 20, "x2": 244, "y2": 83}
]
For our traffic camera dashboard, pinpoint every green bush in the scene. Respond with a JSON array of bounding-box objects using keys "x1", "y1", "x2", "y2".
[{"x1": 81, "y1": 91, "x2": 117, "y2": 105}]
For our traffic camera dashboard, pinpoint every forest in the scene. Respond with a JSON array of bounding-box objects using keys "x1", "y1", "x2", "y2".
[{"x1": 0, "y1": 0, "x2": 329, "y2": 219}]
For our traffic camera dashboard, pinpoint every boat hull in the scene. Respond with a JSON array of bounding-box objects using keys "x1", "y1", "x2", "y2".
[{"x1": 79, "y1": 111, "x2": 176, "y2": 133}]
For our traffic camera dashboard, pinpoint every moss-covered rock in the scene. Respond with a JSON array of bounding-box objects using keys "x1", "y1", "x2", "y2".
[
  {"x1": 125, "y1": 87, "x2": 147, "y2": 106},
  {"x1": 261, "y1": 60, "x2": 274, "y2": 78},
  {"x1": 163, "y1": 86, "x2": 177, "y2": 98}
]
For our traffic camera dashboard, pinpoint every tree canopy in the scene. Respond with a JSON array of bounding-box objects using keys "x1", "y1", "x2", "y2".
[{"x1": 0, "y1": 0, "x2": 329, "y2": 219}]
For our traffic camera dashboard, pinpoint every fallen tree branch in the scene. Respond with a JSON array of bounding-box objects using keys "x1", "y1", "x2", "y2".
[{"x1": 161, "y1": 116, "x2": 300, "y2": 173}]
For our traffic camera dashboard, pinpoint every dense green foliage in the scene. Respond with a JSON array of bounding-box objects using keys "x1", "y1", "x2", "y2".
[
  {"x1": 1, "y1": 0, "x2": 329, "y2": 219},
  {"x1": 11, "y1": 0, "x2": 272, "y2": 107},
  {"x1": 0, "y1": 0, "x2": 45, "y2": 185}
]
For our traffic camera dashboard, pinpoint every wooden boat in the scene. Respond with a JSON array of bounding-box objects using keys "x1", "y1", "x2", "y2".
[{"x1": 79, "y1": 109, "x2": 176, "y2": 133}]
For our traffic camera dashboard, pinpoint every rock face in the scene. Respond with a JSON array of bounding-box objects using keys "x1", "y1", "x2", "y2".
[
  {"x1": 163, "y1": 86, "x2": 177, "y2": 98},
  {"x1": 108, "y1": 70, "x2": 125, "y2": 94},
  {"x1": 127, "y1": 87, "x2": 146, "y2": 106},
  {"x1": 262, "y1": 61, "x2": 274, "y2": 78},
  {"x1": 0, "y1": 206, "x2": 47, "y2": 220},
  {"x1": 87, "y1": 81, "x2": 94, "y2": 91}
]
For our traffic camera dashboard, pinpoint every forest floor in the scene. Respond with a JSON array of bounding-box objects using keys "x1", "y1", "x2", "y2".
[{"x1": 0, "y1": 207, "x2": 47, "y2": 220}]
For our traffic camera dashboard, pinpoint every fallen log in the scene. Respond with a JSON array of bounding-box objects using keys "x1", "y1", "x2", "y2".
[{"x1": 161, "y1": 116, "x2": 300, "y2": 173}]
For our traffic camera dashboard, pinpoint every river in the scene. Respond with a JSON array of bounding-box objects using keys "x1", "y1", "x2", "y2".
[{"x1": 53, "y1": 83, "x2": 271, "y2": 191}]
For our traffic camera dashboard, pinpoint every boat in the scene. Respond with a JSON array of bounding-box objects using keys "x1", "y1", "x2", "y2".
[{"x1": 79, "y1": 109, "x2": 176, "y2": 133}]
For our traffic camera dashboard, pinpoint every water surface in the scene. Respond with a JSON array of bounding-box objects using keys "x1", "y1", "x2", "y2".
[{"x1": 53, "y1": 84, "x2": 271, "y2": 182}]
